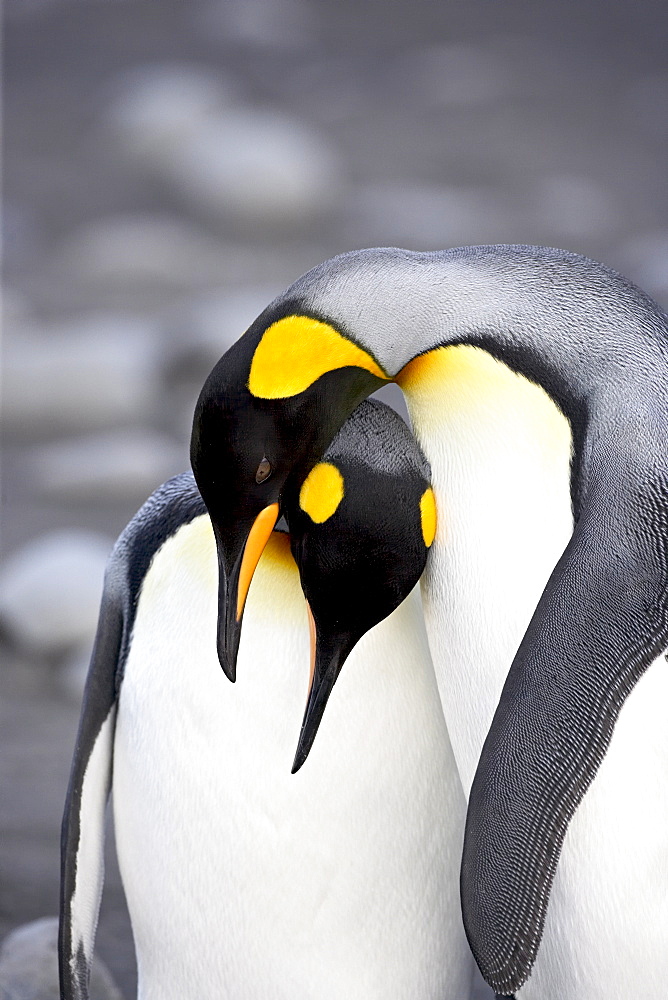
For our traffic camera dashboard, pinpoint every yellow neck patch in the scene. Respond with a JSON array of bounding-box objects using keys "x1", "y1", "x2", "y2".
[
  {"x1": 395, "y1": 344, "x2": 494, "y2": 395},
  {"x1": 395, "y1": 344, "x2": 571, "y2": 456},
  {"x1": 248, "y1": 314, "x2": 389, "y2": 399},
  {"x1": 299, "y1": 462, "x2": 345, "y2": 523},
  {"x1": 420, "y1": 487, "x2": 437, "y2": 547}
]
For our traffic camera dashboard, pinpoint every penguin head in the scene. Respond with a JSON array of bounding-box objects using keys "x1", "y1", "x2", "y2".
[
  {"x1": 285, "y1": 399, "x2": 436, "y2": 773},
  {"x1": 190, "y1": 308, "x2": 388, "y2": 681}
]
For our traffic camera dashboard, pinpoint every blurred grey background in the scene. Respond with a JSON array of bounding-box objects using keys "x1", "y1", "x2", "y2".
[{"x1": 2, "y1": 1, "x2": 667, "y2": 996}]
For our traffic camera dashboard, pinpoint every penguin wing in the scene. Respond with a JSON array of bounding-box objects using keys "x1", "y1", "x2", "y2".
[
  {"x1": 461, "y1": 469, "x2": 668, "y2": 996},
  {"x1": 59, "y1": 473, "x2": 207, "y2": 1000},
  {"x1": 58, "y1": 564, "x2": 123, "y2": 1000}
]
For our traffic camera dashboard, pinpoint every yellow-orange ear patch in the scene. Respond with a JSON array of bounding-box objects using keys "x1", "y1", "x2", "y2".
[
  {"x1": 299, "y1": 463, "x2": 345, "y2": 523},
  {"x1": 248, "y1": 315, "x2": 388, "y2": 399},
  {"x1": 420, "y1": 487, "x2": 437, "y2": 547}
]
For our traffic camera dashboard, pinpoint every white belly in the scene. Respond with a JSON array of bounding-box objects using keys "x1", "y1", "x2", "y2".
[
  {"x1": 113, "y1": 518, "x2": 473, "y2": 1000},
  {"x1": 520, "y1": 647, "x2": 668, "y2": 1000}
]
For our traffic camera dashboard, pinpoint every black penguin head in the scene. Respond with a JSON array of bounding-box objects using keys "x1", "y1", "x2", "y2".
[
  {"x1": 285, "y1": 399, "x2": 436, "y2": 772},
  {"x1": 190, "y1": 305, "x2": 388, "y2": 681}
]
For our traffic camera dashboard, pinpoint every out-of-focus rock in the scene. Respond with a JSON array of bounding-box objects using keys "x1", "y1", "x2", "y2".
[
  {"x1": 56, "y1": 213, "x2": 305, "y2": 292},
  {"x1": 617, "y1": 230, "x2": 668, "y2": 303},
  {"x1": 29, "y1": 429, "x2": 185, "y2": 502},
  {"x1": 3, "y1": 314, "x2": 160, "y2": 436},
  {"x1": 0, "y1": 531, "x2": 112, "y2": 658},
  {"x1": 105, "y1": 63, "x2": 238, "y2": 141},
  {"x1": 58, "y1": 214, "x2": 233, "y2": 290},
  {"x1": 349, "y1": 181, "x2": 512, "y2": 247},
  {"x1": 159, "y1": 109, "x2": 342, "y2": 225},
  {"x1": 0, "y1": 917, "x2": 122, "y2": 1000},
  {"x1": 107, "y1": 64, "x2": 343, "y2": 226},
  {"x1": 106, "y1": 61, "x2": 212, "y2": 141},
  {"x1": 196, "y1": 0, "x2": 317, "y2": 50}
]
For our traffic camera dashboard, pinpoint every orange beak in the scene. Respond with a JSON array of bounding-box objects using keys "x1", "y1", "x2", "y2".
[
  {"x1": 306, "y1": 601, "x2": 317, "y2": 701},
  {"x1": 236, "y1": 503, "x2": 280, "y2": 621},
  {"x1": 215, "y1": 502, "x2": 279, "y2": 682}
]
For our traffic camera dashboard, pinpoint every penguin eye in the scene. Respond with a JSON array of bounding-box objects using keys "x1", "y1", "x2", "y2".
[{"x1": 255, "y1": 458, "x2": 272, "y2": 484}]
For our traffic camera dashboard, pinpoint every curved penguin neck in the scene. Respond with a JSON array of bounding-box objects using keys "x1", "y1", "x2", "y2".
[{"x1": 295, "y1": 243, "x2": 668, "y2": 441}]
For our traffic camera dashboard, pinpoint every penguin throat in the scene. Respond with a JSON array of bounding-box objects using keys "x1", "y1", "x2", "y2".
[{"x1": 399, "y1": 343, "x2": 574, "y2": 793}]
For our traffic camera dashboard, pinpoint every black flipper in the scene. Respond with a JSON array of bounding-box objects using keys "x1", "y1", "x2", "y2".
[
  {"x1": 58, "y1": 576, "x2": 123, "y2": 1000},
  {"x1": 59, "y1": 473, "x2": 206, "y2": 1000},
  {"x1": 462, "y1": 459, "x2": 668, "y2": 995}
]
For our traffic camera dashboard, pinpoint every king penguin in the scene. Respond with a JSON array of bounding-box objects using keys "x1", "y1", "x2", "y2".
[
  {"x1": 191, "y1": 244, "x2": 668, "y2": 999},
  {"x1": 59, "y1": 399, "x2": 473, "y2": 1000}
]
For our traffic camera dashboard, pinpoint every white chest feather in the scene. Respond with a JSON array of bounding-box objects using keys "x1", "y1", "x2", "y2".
[
  {"x1": 400, "y1": 345, "x2": 574, "y2": 793},
  {"x1": 113, "y1": 518, "x2": 472, "y2": 1000}
]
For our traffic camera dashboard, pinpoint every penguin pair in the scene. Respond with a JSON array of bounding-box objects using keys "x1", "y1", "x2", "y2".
[
  {"x1": 60, "y1": 399, "x2": 473, "y2": 1000},
  {"x1": 188, "y1": 244, "x2": 668, "y2": 999}
]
